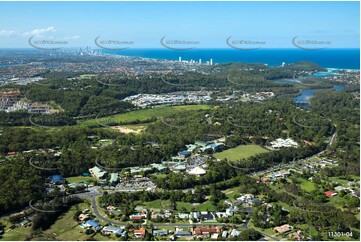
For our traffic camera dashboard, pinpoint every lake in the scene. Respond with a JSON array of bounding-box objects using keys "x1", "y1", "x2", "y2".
[{"x1": 293, "y1": 85, "x2": 345, "y2": 106}]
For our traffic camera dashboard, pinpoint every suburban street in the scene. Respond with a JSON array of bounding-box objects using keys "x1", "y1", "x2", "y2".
[{"x1": 66, "y1": 130, "x2": 338, "y2": 241}]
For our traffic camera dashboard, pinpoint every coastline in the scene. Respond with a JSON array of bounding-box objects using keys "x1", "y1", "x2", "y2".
[{"x1": 98, "y1": 48, "x2": 360, "y2": 70}]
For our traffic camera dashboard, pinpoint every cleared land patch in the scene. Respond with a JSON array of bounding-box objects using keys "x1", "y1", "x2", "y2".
[{"x1": 80, "y1": 105, "x2": 211, "y2": 127}]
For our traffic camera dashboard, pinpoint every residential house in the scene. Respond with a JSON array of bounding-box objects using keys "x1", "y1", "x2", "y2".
[
  {"x1": 230, "y1": 229, "x2": 240, "y2": 237},
  {"x1": 78, "y1": 214, "x2": 89, "y2": 221},
  {"x1": 129, "y1": 215, "x2": 143, "y2": 221},
  {"x1": 215, "y1": 208, "x2": 233, "y2": 218},
  {"x1": 194, "y1": 227, "x2": 221, "y2": 238},
  {"x1": 177, "y1": 213, "x2": 190, "y2": 220},
  {"x1": 151, "y1": 212, "x2": 165, "y2": 220},
  {"x1": 334, "y1": 186, "x2": 346, "y2": 192},
  {"x1": 191, "y1": 211, "x2": 201, "y2": 220},
  {"x1": 200, "y1": 212, "x2": 216, "y2": 221},
  {"x1": 211, "y1": 233, "x2": 219, "y2": 240},
  {"x1": 175, "y1": 231, "x2": 192, "y2": 238},
  {"x1": 274, "y1": 224, "x2": 293, "y2": 234},
  {"x1": 134, "y1": 227, "x2": 146, "y2": 238},
  {"x1": 106, "y1": 205, "x2": 117, "y2": 211},
  {"x1": 80, "y1": 219, "x2": 101, "y2": 230},
  {"x1": 288, "y1": 230, "x2": 302, "y2": 241},
  {"x1": 20, "y1": 220, "x2": 31, "y2": 227},
  {"x1": 111, "y1": 210, "x2": 122, "y2": 216},
  {"x1": 226, "y1": 208, "x2": 234, "y2": 217},
  {"x1": 153, "y1": 230, "x2": 169, "y2": 236},
  {"x1": 324, "y1": 191, "x2": 337, "y2": 197},
  {"x1": 236, "y1": 194, "x2": 257, "y2": 206},
  {"x1": 224, "y1": 200, "x2": 233, "y2": 207},
  {"x1": 102, "y1": 226, "x2": 126, "y2": 236}
]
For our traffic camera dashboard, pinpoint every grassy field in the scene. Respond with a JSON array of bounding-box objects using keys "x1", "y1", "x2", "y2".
[
  {"x1": 308, "y1": 156, "x2": 320, "y2": 162},
  {"x1": 80, "y1": 105, "x2": 211, "y2": 127},
  {"x1": 214, "y1": 144, "x2": 269, "y2": 161},
  {"x1": 122, "y1": 123, "x2": 150, "y2": 131},
  {"x1": 222, "y1": 187, "x2": 240, "y2": 200},
  {"x1": 298, "y1": 178, "x2": 317, "y2": 192},
  {"x1": 327, "y1": 195, "x2": 347, "y2": 209},
  {"x1": 0, "y1": 203, "x2": 93, "y2": 241},
  {"x1": 41, "y1": 203, "x2": 95, "y2": 241},
  {"x1": 329, "y1": 175, "x2": 359, "y2": 186},
  {"x1": 144, "y1": 199, "x2": 217, "y2": 212},
  {"x1": 65, "y1": 176, "x2": 96, "y2": 184},
  {"x1": 0, "y1": 219, "x2": 32, "y2": 241},
  {"x1": 144, "y1": 199, "x2": 193, "y2": 212},
  {"x1": 247, "y1": 220, "x2": 281, "y2": 240},
  {"x1": 194, "y1": 201, "x2": 217, "y2": 212},
  {"x1": 78, "y1": 74, "x2": 97, "y2": 79}
]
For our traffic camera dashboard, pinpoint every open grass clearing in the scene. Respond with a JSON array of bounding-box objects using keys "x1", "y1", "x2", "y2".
[
  {"x1": 80, "y1": 105, "x2": 211, "y2": 127},
  {"x1": 214, "y1": 144, "x2": 269, "y2": 161}
]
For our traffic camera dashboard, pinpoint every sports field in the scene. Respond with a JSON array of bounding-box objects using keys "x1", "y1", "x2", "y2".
[{"x1": 214, "y1": 144, "x2": 269, "y2": 161}]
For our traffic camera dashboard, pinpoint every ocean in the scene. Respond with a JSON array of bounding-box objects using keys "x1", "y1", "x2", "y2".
[{"x1": 102, "y1": 48, "x2": 360, "y2": 69}]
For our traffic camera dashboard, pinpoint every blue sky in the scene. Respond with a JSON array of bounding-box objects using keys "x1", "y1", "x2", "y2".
[{"x1": 0, "y1": 1, "x2": 359, "y2": 48}]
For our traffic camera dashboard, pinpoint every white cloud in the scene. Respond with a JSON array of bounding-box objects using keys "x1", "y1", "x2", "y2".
[
  {"x1": 22, "y1": 26, "x2": 56, "y2": 36},
  {"x1": 0, "y1": 29, "x2": 16, "y2": 37}
]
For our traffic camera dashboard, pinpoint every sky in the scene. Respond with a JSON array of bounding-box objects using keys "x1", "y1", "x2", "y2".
[{"x1": 0, "y1": 1, "x2": 359, "y2": 49}]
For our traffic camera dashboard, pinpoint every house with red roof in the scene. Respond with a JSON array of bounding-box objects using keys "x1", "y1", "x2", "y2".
[
  {"x1": 325, "y1": 191, "x2": 337, "y2": 197},
  {"x1": 134, "y1": 227, "x2": 146, "y2": 238},
  {"x1": 129, "y1": 215, "x2": 143, "y2": 221},
  {"x1": 193, "y1": 227, "x2": 221, "y2": 238}
]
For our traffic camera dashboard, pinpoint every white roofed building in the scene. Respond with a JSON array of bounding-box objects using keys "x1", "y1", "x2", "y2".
[
  {"x1": 188, "y1": 166, "x2": 206, "y2": 176},
  {"x1": 89, "y1": 166, "x2": 107, "y2": 179}
]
